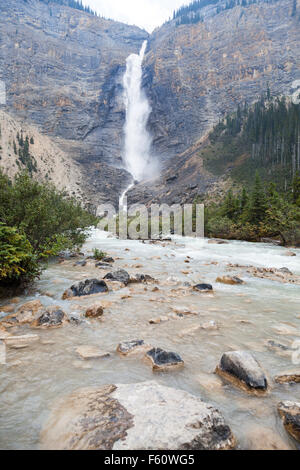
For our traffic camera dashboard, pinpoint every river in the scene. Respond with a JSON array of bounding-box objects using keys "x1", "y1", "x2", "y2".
[{"x1": 0, "y1": 230, "x2": 299, "y2": 449}]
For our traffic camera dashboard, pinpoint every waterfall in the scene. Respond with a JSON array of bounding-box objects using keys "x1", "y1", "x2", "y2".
[{"x1": 122, "y1": 40, "x2": 155, "y2": 183}]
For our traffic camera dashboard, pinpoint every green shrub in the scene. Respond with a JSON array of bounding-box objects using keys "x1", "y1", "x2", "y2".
[
  {"x1": 0, "y1": 170, "x2": 97, "y2": 259},
  {"x1": 92, "y1": 248, "x2": 107, "y2": 261},
  {"x1": 0, "y1": 223, "x2": 40, "y2": 286}
]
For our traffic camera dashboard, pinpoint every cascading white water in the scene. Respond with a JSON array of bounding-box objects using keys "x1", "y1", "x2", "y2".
[{"x1": 122, "y1": 40, "x2": 154, "y2": 182}]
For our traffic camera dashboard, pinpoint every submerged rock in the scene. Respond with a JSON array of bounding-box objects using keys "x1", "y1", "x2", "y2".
[
  {"x1": 215, "y1": 351, "x2": 268, "y2": 393},
  {"x1": 284, "y1": 251, "x2": 296, "y2": 257},
  {"x1": 62, "y1": 279, "x2": 108, "y2": 299},
  {"x1": 95, "y1": 262, "x2": 112, "y2": 268},
  {"x1": 130, "y1": 274, "x2": 156, "y2": 284},
  {"x1": 193, "y1": 283, "x2": 213, "y2": 292},
  {"x1": 40, "y1": 381, "x2": 236, "y2": 450},
  {"x1": 146, "y1": 348, "x2": 184, "y2": 371},
  {"x1": 278, "y1": 401, "x2": 300, "y2": 443},
  {"x1": 73, "y1": 260, "x2": 87, "y2": 267},
  {"x1": 208, "y1": 239, "x2": 228, "y2": 245},
  {"x1": 76, "y1": 346, "x2": 110, "y2": 360},
  {"x1": 104, "y1": 269, "x2": 130, "y2": 286},
  {"x1": 117, "y1": 340, "x2": 147, "y2": 356},
  {"x1": 216, "y1": 276, "x2": 244, "y2": 285},
  {"x1": 85, "y1": 305, "x2": 104, "y2": 319},
  {"x1": 102, "y1": 257, "x2": 115, "y2": 263}
]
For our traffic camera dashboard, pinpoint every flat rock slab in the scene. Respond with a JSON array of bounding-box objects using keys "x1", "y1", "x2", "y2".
[
  {"x1": 278, "y1": 401, "x2": 300, "y2": 443},
  {"x1": 5, "y1": 334, "x2": 39, "y2": 348},
  {"x1": 76, "y1": 346, "x2": 111, "y2": 360},
  {"x1": 216, "y1": 351, "x2": 268, "y2": 393},
  {"x1": 63, "y1": 279, "x2": 108, "y2": 299},
  {"x1": 146, "y1": 348, "x2": 184, "y2": 371},
  {"x1": 40, "y1": 381, "x2": 236, "y2": 450},
  {"x1": 104, "y1": 269, "x2": 130, "y2": 286}
]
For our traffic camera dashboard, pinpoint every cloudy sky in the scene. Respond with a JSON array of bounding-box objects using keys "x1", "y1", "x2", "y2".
[{"x1": 82, "y1": 0, "x2": 191, "y2": 32}]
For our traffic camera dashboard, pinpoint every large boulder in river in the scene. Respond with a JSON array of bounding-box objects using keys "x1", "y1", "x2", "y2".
[
  {"x1": 278, "y1": 401, "x2": 300, "y2": 443},
  {"x1": 40, "y1": 381, "x2": 236, "y2": 450},
  {"x1": 104, "y1": 269, "x2": 130, "y2": 286},
  {"x1": 215, "y1": 351, "x2": 268, "y2": 393},
  {"x1": 62, "y1": 279, "x2": 108, "y2": 299}
]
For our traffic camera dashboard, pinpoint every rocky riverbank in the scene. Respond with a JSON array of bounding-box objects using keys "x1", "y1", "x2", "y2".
[{"x1": 0, "y1": 232, "x2": 299, "y2": 450}]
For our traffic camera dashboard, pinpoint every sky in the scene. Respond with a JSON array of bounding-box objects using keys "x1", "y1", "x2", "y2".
[{"x1": 82, "y1": 0, "x2": 191, "y2": 32}]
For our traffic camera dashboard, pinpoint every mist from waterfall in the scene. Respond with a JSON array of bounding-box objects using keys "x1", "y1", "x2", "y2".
[{"x1": 122, "y1": 40, "x2": 157, "y2": 182}]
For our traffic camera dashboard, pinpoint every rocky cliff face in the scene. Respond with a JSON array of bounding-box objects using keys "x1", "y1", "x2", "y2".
[
  {"x1": 144, "y1": 0, "x2": 300, "y2": 162},
  {"x1": 0, "y1": 0, "x2": 148, "y2": 206},
  {"x1": 0, "y1": 0, "x2": 299, "y2": 207}
]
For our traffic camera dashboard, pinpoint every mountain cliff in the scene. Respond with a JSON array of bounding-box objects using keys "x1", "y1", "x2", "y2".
[
  {"x1": 0, "y1": 0, "x2": 299, "y2": 207},
  {"x1": 0, "y1": 0, "x2": 148, "y2": 206}
]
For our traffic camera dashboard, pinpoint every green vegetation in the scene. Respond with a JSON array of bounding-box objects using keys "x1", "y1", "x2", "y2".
[
  {"x1": 0, "y1": 171, "x2": 97, "y2": 288},
  {"x1": 16, "y1": 133, "x2": 37, "y2": 174},
  {"x1": 92, "y1": 248, "x2": 107, "y2": 261},
  {"x1": 37, "y1": 0, "x2": 98, "y2": 16},
  {"x1": 0, "y1": 223, "x2": 40, "y2": 286},
  {"x1": 172, "y1": 0, "x2": 282, "y2": 26},
  {"x1": 203, "y1": 172, "x2": 300, "y2": 245},
  {"x1": 202, "y1": 93, "x2": 300, "y2": 188}
]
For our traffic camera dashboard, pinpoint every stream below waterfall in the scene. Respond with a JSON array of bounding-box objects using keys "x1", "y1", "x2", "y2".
[{"x1": 0, "y1": 231, "x2": 300, "y2": 450}]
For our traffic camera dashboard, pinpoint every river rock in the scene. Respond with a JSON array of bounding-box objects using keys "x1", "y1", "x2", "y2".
[
  {"x1": 104, "y1": 269, "x2": 130, "y2": 286},
  {"x1": 74, "y1": 260, "x2": 87, "y2": 267},
  {"x1": 208, "y1": 239, "x2": 228, "y2": 245},
  {"x1": 0, "y1": 305, "x2": 15, "y2": 313},
  {"x1": 33, "y1": 307, "x2": 68, "y2": 328},
  {"x1": 117, "y1": 340, "x2": 148, "y2": 356},
  {"x1": 274, "y1": 372, "x2": 300, "y2": 384},
  {"x1": 85, "y1": 305, "x2": 104, "y2": 319},
  {"x1": 95, "y1": 262, "x2": 112, "y2": 268},
  {"x1": 130, "y1": 274, "x2": 155, "y2": 284},
  {"x1": 172, "y1": 306, "x2": 197, "y2": 316},
  {"x1": 101, "y1": 257, "x2": 115, "y2": 263},
  {"x1": 149, "y1": 316, "x2": 169, "y2": 325},
  {"x1": 62, "y1": 279, "x2": 108, "y2": 299},
  {"x1": 193, "y1": 283, "x2": 213, "y2": 292},
  {"x1": 76, "y1": 346, "x2": 110, "y2": 360},
  {"x1": 284, "y1": 251, "x2": 296, "y2": 257},
  {"x1": 278, "y1": 401, "x2": 300, "y2": 443},
  {"x1": 0, "y1": 300, "x2": 44, "y2": 327},
  {"x1": 247, "y1": 267, "x2": 300, "y2": 285},
  {"x1": 215, "y1": 351, "x2": 268, "y2": 393},
  {"x1": 266, "y1": 339, "x2": 293, "y2": 357},
  {"x1": 40, "y1": 381, "x2": 236, "y2": 450},
  {"x1": 216, "y1": 276, "x2": 244, "y2": 285},
  {"x1": 146, "y1": 348, "x2": 184, "y2": 371}
]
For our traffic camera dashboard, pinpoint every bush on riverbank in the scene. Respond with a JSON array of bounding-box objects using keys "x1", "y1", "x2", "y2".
[
  {"x1": 204, "y1": 172, "x2": 300, "y2": 245},
  {"x1": 0, "y1": 171, "x2": 97, "y2": 287},
  {"x1": 0, "y1": 223, "x2": 40, "y2": 286}
]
